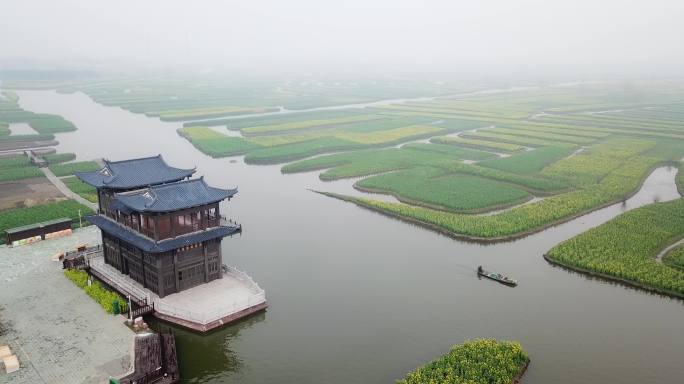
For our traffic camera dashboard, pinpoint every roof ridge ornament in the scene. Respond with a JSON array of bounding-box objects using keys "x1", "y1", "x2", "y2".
[{"x1": 142, "y1": 186, "x2": 157, "y2": 208}]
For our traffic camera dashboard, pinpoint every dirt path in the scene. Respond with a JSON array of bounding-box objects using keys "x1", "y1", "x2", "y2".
[
  {"x1": 656, "y1": 238, "x2": 684, "y2": 262},
  {"x1": 40, "y1": 167, "x2": 97, "y2": 210}
]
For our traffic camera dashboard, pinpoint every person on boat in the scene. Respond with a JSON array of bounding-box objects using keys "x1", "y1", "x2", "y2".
[{"x1": 477, "y1": 265, "x2": 483, "y2": 274}]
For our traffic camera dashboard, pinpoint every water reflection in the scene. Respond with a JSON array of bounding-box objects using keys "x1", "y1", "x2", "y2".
[{"x1": 149, "y1": 312, "x2": 267, "y2": 381}]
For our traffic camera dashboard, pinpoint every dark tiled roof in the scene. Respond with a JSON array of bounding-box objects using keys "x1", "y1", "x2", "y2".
[
  {"x1": 86, "y1": 215, "x2": 240, "y2": 253},
  {"x1": 75, "y1": 154, "x2": 195, "y2": 190},
  {"x1": 113, "y1": 177, "x2": 237, "y2": 213}
]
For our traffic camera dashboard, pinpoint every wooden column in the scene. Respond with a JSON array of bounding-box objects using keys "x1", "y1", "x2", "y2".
[
  {"x1": 157, "y1": 268, "x2": 166, "y2": 297},
  {"x1": 97, "y1": 189, "x2": 103, "y2": 213},
  {"x1": 158, "y1": 255, "x2": 165, "y2": 298},
  {"x1": 100, "y1": 231, "x2": 107, "y2": 263},
  {"x1": 203, "y1": 242, "x2": 209, "y2": 283},
  {"x1": 116, "y1": 238, "x2": 123, "y2": 274},
  {"x1": 173, "y1": 251, "x2": 179, "y2": 293},
  {"x1": 170, "y1": 213, "x2": 176, "y2": 238},
  {"x1": 200, "y1": 208, "x2": 206, "y2": 230},
  {"x1": 154, "y1": 215, "x2": 159, "y2": 242},
  {"x1": 141, "y1": 251, "x2": 146, "y2": 289}
]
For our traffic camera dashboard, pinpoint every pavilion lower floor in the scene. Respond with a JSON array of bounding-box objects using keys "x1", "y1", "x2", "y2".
[
  {"x1": 102, "y1": 232, "x2": 224, "y2": 297},
  {"x1": 89, "y1": 255, "x2": 267, "y2": 332}
]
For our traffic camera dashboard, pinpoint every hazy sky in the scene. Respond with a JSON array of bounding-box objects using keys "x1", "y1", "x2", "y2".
[{"x1": 2, "y1": 0, "x2": 683, "y2": 77}]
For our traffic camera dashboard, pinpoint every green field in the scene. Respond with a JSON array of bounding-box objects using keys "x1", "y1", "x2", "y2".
[
  {"x1": 178, "y1": 115, "x2": 452, "y2": 161},
  {"x1": 0, "y1": 166, "x2": 43, "y2": 182},
  {"x1": 245, "y1": 137, "x2": 362, "y2": 164},
  {"x1": 155, "y1": 106, "x2": 279, "y2": 121},
  {"x1": 431, "y1": 136, "x2": 526, "y2": 152},
  {"x1": 541, "y1": 139, "x2": 656, "y2": 186},
  {"x1": 483, "y1": 127, "x2": 598, "y2": 144},
  {"x1": 478, "y1": 145, "x2": 576, "y2": 174},
  {"x1": 283, "y1": 147, "x2": 472, "y2": 180},
  {"x1": 440, "y1": 161, "x2": 571, "y2": 193},
  {"x1": 0, "y1": 154, "x2": 42, "y2": 182},
  {"x1": 241, "y1": 114, "x2": 385, "y2": 134},
  {"x1": 397, "y1": 339, "x2": 529, "y2": 384},
  {"x1": 0, "y1": 155, "x2": 31, "y2": 168},
  {"x1": 43, "y1": 152, "x2": 76, "y2": 164},
  {"x1": 62, "y1": 176, "x2": 98, "y2": 202},
  {"x1": 283, "y1": 143, "x2": 570, "y2": 194},
  {"x1": 334, "y1": 124, "x2": 443, "y2": 144},
  {"x1": 0, "y1": 152, "x2": 101, "y2": 207},
  {"x1": 49, "y1": 161, "x2": 101, "y2": 177},
  {"x1": 185, "y1": 109, "x2": 366, "y2": 128},
  {"x1": 460, "y1": 131, "x2": 562, "y2": 147},
  {"x1": 356, "y1": 167, "x2": 531, "y2": 212},
  {"x1": 545, "y1": 196, "x2": 684, "y2": 297},
  {"x1": 178, "y1": 126, "x2": 263, "y2": 157},
  {"x1": 401, "y1": 143, "x2": 497, "y2": 160}
]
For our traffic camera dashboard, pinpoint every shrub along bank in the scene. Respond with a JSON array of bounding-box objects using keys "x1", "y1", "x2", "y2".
[
  {"x1": 64, "y1": 269, "x2": 128, "y2": 314},
  {"x1": 396, "y1": 339, "x2": 529, "y2": 384}
]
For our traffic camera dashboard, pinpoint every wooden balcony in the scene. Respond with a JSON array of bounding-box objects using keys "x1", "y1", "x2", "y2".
[{"x1": 97, "y1": 212, "x2": 240, "y2": 242}]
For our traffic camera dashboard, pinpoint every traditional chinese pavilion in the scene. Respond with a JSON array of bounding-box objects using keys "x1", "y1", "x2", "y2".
[{"x1": 76, "y1": 155, "x2": 241, "y2": 297}]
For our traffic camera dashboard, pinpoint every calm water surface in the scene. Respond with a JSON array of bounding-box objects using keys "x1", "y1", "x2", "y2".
[{"x1": 16, "y1": 90, "x2": 684, "y2": 384}]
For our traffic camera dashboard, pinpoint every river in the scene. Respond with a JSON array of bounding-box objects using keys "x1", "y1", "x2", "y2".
[{"x1": 15, "y1": 90, "x2": 684, "y2": 384}]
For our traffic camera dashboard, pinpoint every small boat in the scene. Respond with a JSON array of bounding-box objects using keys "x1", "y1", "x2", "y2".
[{"x1": 477, "y1": 266, "x2": 517, "y2": 287}]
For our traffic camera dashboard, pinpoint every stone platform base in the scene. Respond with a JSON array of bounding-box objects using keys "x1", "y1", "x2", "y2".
[
  {"x1": 89, "y1": 255, "x2": 267, "y2": 333},
  {"x1": 154, "y1": 301, "x2": 268, "y2": 332}
]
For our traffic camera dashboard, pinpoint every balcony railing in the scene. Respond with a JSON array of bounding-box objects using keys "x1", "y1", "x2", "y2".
[
  {"x1": 220, "y1": 215, "x2": 239, "y2": 227},
  {"x1": 207, "y1": 215, "x2": 239, "y2": 228},
  {"x1": 174, "y1": 223, "x2": 201, "y2": 236},
  {"x1": 140, "y1": 227, "x2": 155, "y2": 239},
  {"x1": 98, "y1": 210, "x2": 240, "y2": 241},
  {"x1": 207, "y1": 217, "x2": 219, "y2": 228}
]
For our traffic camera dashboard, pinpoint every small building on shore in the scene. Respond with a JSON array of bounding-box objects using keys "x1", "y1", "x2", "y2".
[{"x1": 75, "y1": 155, "x2": 266, "y2": 331}]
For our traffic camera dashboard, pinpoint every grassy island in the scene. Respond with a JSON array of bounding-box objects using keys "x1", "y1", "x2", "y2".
[
  {"x1": 545, "y1": 163, "x2": 684, "y2": 297},
  {"x1": 322, "y1": 154, "x2": 667, "y2": 241},
  {"x1": 0, "y1": 91, "x2": 76, "y2": 135},
  {"x1": 397, "y1": 339, "x2": 529, "y2": 384}
]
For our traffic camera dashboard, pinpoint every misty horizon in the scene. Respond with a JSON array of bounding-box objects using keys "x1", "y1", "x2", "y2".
[{"x1": 1, "y1": 0, "x2": 684, "y2": 80}]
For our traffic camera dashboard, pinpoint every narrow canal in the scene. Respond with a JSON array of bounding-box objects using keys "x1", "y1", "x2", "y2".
[{"x1": 16, "y1": 90, "x2": 684, "y2": 384}]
